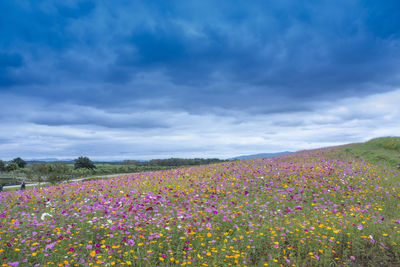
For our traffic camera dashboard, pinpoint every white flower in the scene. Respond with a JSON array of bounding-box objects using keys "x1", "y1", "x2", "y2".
[{"x1": 41, "y1": 213, "x2": 53, "y2": 220}]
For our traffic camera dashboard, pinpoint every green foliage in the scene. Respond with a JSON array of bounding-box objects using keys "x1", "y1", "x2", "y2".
[
  {"x1": 31, "y1": 162, "x2": 71, "y2": 185},
  {"x1": 0, "y1": 160, "x2": 5, "y2": 172},
  {"x1": 47, "y1": 163, "x2": 70, "y2": 184},
  {"x1": 71, "y1": 167, "x2": 95, "y2": 177},
  {"x1": 11, "y1": 157, "x2": 27, "y2": 168},
  {"x1": 74, "y1": 156, "x2": 96, "y2": 170},
  {"x1": 31, "y1": 163, "x2": 50, "y2": 185},
  {"x1": 5, "y1": 162, "x2": 18, "y2": 172},
  {"x1": 339, "y1": 136, "x2": 400, "y2": 167}
]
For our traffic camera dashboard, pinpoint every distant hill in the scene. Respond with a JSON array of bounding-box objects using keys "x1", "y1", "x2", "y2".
[
  {"x1": 228, "y1": 151, "x2": 292, "y2": 160},
  {"x1": 26, "y1": 158, "x2": 74, "y2": 163},
  {"x1": 339, "y1": 136, "x2": 400, "y2": 167}
]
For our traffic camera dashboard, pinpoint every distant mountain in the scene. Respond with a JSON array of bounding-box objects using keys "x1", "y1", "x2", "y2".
[
  {"x1": 228, "y1": 151, "x2": 292, "y2": 160},
  {"x1": 26, "y1": 158, "x2": 74, "y2": 163}
]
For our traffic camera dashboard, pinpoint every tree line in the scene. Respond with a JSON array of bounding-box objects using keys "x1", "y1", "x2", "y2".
[{"x1": 0, "y1": 157, "x2": 27, "y2": 172}]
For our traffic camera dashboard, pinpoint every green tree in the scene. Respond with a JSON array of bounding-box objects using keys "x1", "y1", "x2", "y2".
[
  {"x1": 6, "y1": 162, "x2": 18, "y2": 172},
  {"x1": 5, "y1": 162, "x2": 19, "y2": 184},
  {"x1": 11, "y1": 157, "x2": 27, "y2": 168},
  {"x1": 0, "y1": 160, "x2": 5, "y2": 172},
  {"x1": 74, "y1": 156, "x2": 96, "y2": 170},
  {"x1": 47, "y1": 163, "x2": 70, "y2": 184},
  {"x1": 31, "y1": 163, "x2": 50, "y2": 186}
]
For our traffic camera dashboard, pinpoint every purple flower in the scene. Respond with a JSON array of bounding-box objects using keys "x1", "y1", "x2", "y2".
[
  {"x1": 357, "y1": 224, "x2": 363, "y2": 230},
  {"x1": 45, "y1": 242, "x2": 56, "y2": 250},
  {"x1": 369, "y1": 235, "x2": 375, "y2": 244}
]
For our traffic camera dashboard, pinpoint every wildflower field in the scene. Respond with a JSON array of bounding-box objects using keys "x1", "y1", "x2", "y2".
[{"x1": 1, "y1": 149, "x2": 400, "y2": 266}]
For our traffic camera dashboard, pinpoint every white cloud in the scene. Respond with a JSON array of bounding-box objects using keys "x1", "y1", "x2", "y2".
[{"x1": 0, "y1": 89, "x2": 399, "y2": 160}]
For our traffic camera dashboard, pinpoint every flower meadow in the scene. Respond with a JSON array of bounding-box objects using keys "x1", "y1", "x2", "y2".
[{"x1": 1, "y1": 149, "x2": 400, "y2": 266}]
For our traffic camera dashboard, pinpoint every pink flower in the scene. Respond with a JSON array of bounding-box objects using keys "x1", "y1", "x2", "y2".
[{"x1": 357, "y1": 224, "x2": 363, "y2": 230}]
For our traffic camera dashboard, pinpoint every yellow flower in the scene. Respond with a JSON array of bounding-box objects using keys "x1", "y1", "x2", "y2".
[
  {"x1": 207, "y1": 232, "x2": 212, "y2": 238},
  {"x1": 32, "y1": 252, "x2": 37, "y2": 256},
  {"x1": 90, "y1": 251, "x2": 96, "y2": 257}
]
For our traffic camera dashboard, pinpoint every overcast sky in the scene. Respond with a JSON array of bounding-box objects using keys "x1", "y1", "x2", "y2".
[{"x1": 1, "y1": 0, "x2": 400, "y2": 160}]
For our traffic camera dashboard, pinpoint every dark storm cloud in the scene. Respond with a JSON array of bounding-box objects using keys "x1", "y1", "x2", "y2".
[
  {"x1": 0, "y1": 52, "x2": 24, "y2": 86},
  {"x1": 0, "y1": 97, "x2": 169, "y2": 129},
  {"x1": 0, "y1": 1, "x2": 95, "y2": 48},
  {"x1": 1, "y1": 0, "x2": 400, "y2": 114},
  {"x1": 30, "y1": 111, "x2": 169, "y2": 129}
]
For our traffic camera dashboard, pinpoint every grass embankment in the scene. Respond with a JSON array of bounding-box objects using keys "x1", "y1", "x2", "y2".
[{"x1": 339, "y1": 137, "x2": 400, "y2": 168}]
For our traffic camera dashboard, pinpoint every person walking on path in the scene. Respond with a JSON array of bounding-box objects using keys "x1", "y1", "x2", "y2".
[
  {"x1": 20, "y1": 181, "x2": 25, "y2": 190},
  {"x1": 0, "y1": 184, "x2": 3, "y2": 192}
]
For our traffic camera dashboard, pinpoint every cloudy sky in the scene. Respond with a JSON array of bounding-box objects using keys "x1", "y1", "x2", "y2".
[{"x1": 1, "y1": 0, "x2": 400, "y2": 160}]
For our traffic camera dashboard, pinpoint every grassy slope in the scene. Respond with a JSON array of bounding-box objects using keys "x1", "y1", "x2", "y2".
[{"x1": 338, "y1": 137, "x2": 400, "y2": 167}]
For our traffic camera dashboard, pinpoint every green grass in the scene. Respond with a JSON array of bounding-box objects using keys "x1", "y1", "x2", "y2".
[{"x1": 338, "y1": 136, "x2": 400, "y2": 167}]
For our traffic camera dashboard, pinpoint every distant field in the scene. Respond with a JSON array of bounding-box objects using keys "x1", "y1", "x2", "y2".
[{"x1": 1, "y1": 146, "x2": 400, "y2": 266}]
